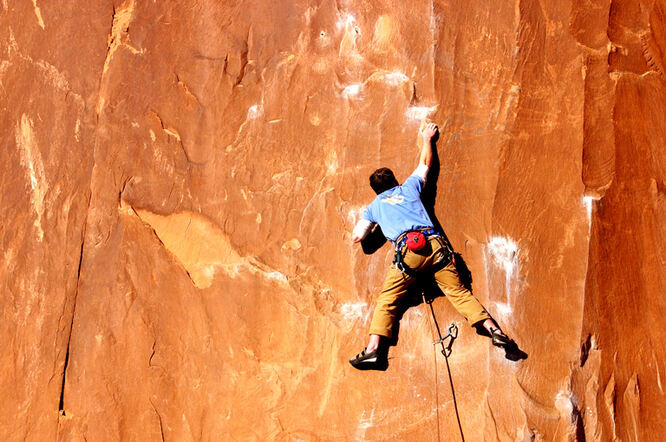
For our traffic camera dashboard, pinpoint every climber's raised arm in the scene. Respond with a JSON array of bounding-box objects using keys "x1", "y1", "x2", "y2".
[
  {"x1": 409, "y1": 122, "x2": 438, "y2": 183},
  {"x1": 418, "y1": 122, "x2": 438, "y2": 169}
]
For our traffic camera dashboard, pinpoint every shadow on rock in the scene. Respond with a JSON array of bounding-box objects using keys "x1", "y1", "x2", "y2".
[
  {"x1": 361, "y1": 224, "x2": 387, "y2": 254},
  {"x1": 452, "y1": 252, "x2": 473, "y2": 292},
  {"x1": 388, "y1": 277, "x2": 444, "y2": 348},
  {"x1": 503, "y1": 342, "x2": 528, "y2": 361},
  {"x1": 474, "y1": 324, "x2": 528, "y2": 361}
]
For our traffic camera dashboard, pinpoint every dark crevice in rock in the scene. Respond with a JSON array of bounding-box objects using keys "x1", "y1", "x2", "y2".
[
  {"x1": 58, "y1": 238, "x2": 85, "y2": 414},
  {"x1": 150, "y1": 400, "x2": 166, "y2": 442},
  {"x1": 59, "y1": 192, "x2": 90, "y2": 413},
  {"x1": 233, "y1": 28, "x2": 251, "y2": 87},
  {"x1": 572, "y1": 401, "x2": 587, "y2": 441},
  {"x1": 149, "y1": 339, "x2": 157, "y2": 367},
  {"x1": 580, "y1": 333, "x2": 592, "y2": 367},
  {"x1": 58, "y1": 338, "x2": 70, "y2": 413}
]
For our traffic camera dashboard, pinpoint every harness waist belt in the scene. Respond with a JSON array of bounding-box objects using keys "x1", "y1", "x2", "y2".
[
  {"x1": 394, "y1": 227, "x2": 439, "y2": 250},
  {"x1": 392, "y1": 228, "x2": 453, "y2": 276}
]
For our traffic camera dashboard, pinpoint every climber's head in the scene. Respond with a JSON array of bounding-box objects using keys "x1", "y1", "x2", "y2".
[{"x1": 369, "y1": 168, "x2": 399, "y2": 194}]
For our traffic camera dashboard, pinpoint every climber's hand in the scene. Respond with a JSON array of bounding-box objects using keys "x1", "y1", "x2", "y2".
[{"x1": 421, "y1": 122, "x2": 438, "y2": 141}]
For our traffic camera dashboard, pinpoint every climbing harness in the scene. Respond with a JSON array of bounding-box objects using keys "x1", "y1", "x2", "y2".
[
  {"x1": 392, "y1": 228, "x2": 453, "y2": 276},
  {"x1": 394, "y1": 227, "x2": 438, "y2": 251},
  {"x1": 421, "y1": 292, "x2": 466, "y2": 442}
]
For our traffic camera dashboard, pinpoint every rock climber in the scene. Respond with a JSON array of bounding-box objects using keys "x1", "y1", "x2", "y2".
[{"x1": 349, "y1": 122, "x2": 513, "y2": 369}]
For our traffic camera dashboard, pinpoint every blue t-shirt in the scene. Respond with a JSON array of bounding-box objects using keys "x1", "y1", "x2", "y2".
[{"x1": 362, "y1": 174, "x2": 434, "y2": 242}]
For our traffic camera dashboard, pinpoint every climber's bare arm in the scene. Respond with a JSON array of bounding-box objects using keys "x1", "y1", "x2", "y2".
[
  {"x1": 352, "y1": 219, "x2": 374, "y2": 243},
  {"x1": 419, "y1": 122, "x2": 438, "y2": 168},
  {"x1": 411, "y1": 122, "x2": 438, "y2": 181}
]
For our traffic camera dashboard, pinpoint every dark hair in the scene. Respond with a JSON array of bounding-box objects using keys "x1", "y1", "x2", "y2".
[{"x1": 369, "y1": 168, "x2": 399, "y2": 194}]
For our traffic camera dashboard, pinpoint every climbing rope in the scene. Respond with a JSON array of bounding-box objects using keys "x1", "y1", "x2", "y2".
[{"x1": 421, "y1": 292, "x2": 466, "y2": 442}]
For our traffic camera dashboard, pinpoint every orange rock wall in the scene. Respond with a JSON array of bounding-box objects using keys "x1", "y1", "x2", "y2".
[{"x1": 1, "y1": 0, "x2": 665, "y2": 440}]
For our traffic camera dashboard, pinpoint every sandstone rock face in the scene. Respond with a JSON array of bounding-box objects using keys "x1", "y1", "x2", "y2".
[{"x1": 2, "y1": 1, "x2": 665, "y2": 440}]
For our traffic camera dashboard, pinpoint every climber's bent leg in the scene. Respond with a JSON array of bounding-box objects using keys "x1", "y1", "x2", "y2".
[
  {"x1": 368, "y1": 265, "x2": 416, "y2": 339},
  {"x1": 434, "y1": 260, "x2": 490, "y2": 326}
]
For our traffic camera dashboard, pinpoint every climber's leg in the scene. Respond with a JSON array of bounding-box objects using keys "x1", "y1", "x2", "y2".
[
  {"x1": 433, "y1": 260, "x2": 513, "y2": 346},
  {"x1": 368, "y1": 264, "x2": 416, "y2": 341},
  {"x1": 433, "y1": 260, "x2": 490, "y2": 324}
]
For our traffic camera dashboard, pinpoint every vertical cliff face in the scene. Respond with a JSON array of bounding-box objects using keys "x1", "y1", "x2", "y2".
[{"x1": 1, "y1": 0, "x2": 664, "y2": 440}]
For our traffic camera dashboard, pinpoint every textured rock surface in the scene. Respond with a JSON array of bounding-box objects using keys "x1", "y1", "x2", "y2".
[{"x1": 2, "y1": 0, "x2": 665, "y2": 440}]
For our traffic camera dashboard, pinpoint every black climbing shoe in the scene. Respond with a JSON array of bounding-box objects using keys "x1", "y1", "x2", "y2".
[
  {"x1": 349, "y1": 348, "x2": 381, "y2": 369},
  {"x1": 490, "y1": 328, "x2": 513, "y2": 348}
]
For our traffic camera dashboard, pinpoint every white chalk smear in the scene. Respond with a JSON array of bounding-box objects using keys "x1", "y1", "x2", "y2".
[
  {"x1": 554, "y1": 391, "x2": 575, "y2": 416},
  {"x1": 495, "y1": 302, "x2": 513, "y2": 315},
  {"x1": 337, "y1": 13, "x2": 356, "y2": 30},
  {"x1": 340, "y1": 302, "x2": 367, "y2": 321},
  {"x1": 342, "y1": 83, "x2": 363, "y2": 98},
  {"x1": 325, "y1": 150, "x2": 338, "y2": 176},
  {"x1": 485, "y1": 236, "x2": 519, "y2": 316},
  {"x1": 356, "y1": 408, "x2": 375, "y2": 440},
  {"x1": 346, "y1": 206, "x2": 365, "y2": 226},
  {"x1": 406, "y1": 105, "x2": 437, "y2": 120},
  {"x1": 383, "y1": 71, "x2": 409, "y2": 86},
  {"x1": 247, "y1": 104, "x2": 263, "y2": 120},
  {"x1": 264, "y1": 271, "x2": 288, "y2": 284},
  {"x1": 582, "y1": 194, "x2": 600, "y2": 224},
  {"x1": 487, "y1": 236, "x2": 518, "y2": 276}
]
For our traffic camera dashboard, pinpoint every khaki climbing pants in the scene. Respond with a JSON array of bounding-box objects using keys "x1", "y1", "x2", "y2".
[{"x1": 368, "y1": 236, "x2": 491, "y2": 338}]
